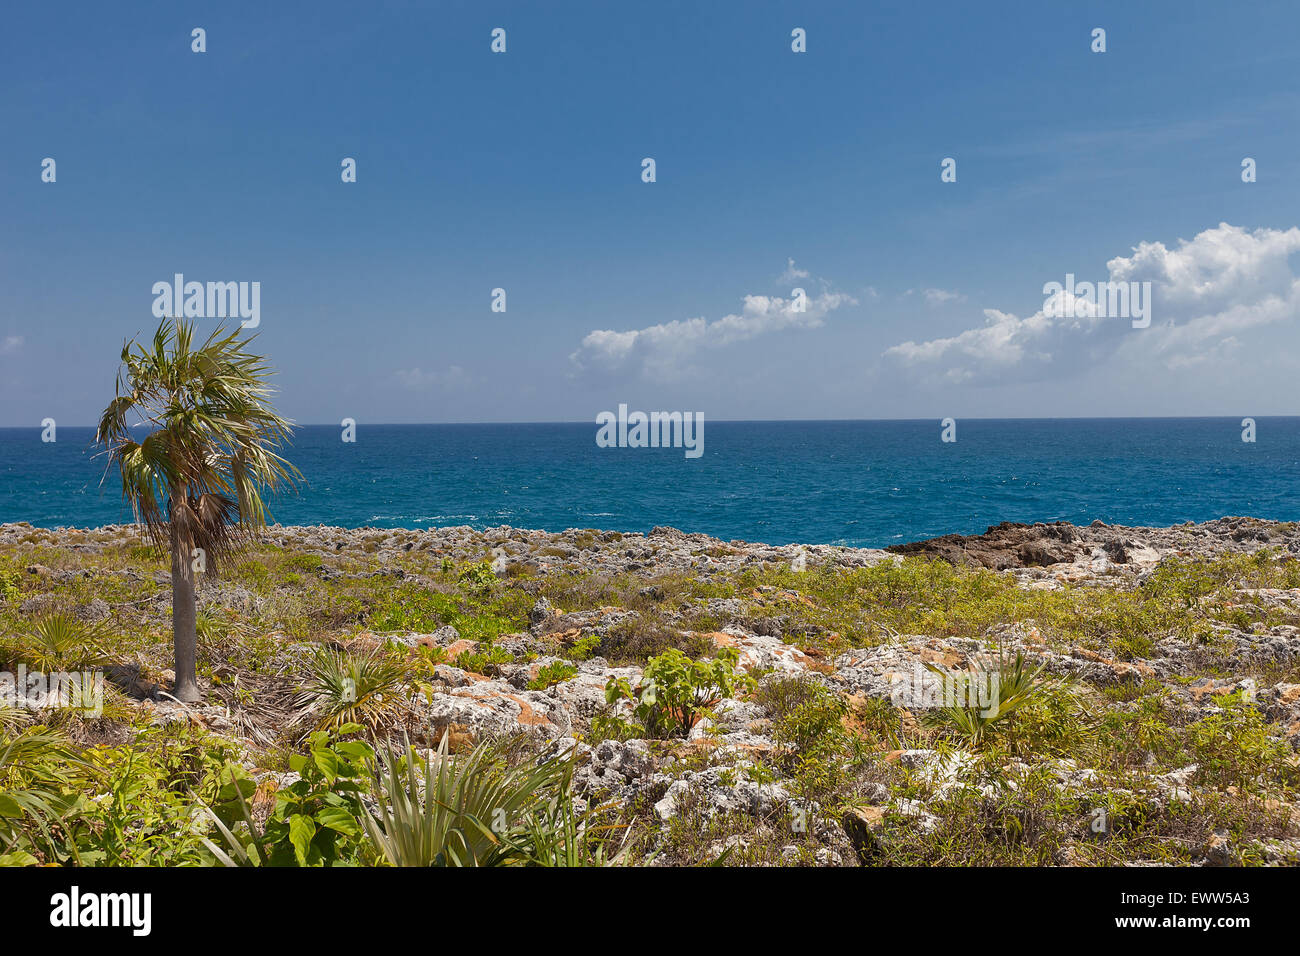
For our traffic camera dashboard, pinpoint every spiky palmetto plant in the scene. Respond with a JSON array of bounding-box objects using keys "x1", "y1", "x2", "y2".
[
  {"x1": 921, "y1": 650, "x2": 1051, "y2": 747},
  {"x1": 7, "y1": 613, "x2": 111, "y2": 672},
  {"x1": 363, "y1": 734, "x2": 574, "y2": 866},
  {"x1": 292, "y1": 647, "x2": 408, "y2": 737},
  {"x1": 95, "y1": 318, "x2": 298, "y2": 703}
]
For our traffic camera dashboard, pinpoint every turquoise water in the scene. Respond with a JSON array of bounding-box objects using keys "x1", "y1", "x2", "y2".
[{"x1": 1, "y1": 419, "x2": 1297, "y2": 548}]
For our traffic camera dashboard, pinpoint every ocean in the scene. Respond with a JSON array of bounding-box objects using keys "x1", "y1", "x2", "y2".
[{"x1": 1, "y1": 419, "x2": 1297, "y2": 548}]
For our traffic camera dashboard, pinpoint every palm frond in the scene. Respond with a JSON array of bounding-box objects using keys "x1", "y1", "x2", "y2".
[{"x1": 95, "y1": 317, "x2": 300, "y2": 571}]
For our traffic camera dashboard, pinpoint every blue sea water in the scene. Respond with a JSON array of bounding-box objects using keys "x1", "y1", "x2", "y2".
[{"x1": 1, "y1": 419, "x2": 1297, "y2": 549}]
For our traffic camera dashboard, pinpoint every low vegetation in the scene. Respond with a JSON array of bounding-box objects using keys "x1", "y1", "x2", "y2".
[{"x1": 1, "y1": 524, "x2": 1298, "y2": 866}]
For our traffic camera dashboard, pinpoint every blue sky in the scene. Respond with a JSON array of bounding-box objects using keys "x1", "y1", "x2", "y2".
[{"x1": 3, "y1": 0, "x2": 1300, "y2": 426}]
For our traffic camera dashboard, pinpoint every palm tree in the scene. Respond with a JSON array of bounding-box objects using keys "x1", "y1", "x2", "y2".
[{"x1": 95, "y1": 318, "x2": 298, "y2": 702}]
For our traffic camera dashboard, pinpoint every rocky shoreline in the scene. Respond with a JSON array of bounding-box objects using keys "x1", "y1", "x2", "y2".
[
  {"x1": 11, "y1": 511, "x2": 1295, "y2": 576},
  {"x1": 3, "y1": 514, "x2": 1300, "y2": 865}
]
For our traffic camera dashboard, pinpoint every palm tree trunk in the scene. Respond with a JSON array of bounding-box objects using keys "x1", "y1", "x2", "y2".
[{"x1": 170, "y1": 488, "x2": 202, "y2": 703}]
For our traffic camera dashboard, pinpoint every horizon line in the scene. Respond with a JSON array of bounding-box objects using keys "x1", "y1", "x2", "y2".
[{"x1": 2, "y1": 414, "x2": 1296, "y2": 430}]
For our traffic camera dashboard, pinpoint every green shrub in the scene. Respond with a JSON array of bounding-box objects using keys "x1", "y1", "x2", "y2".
[
  {"x1": 367, "y1": 583, "x2": 523, "y2": 643},
  {"x1": 0, "y1": 569, "x2": 20, "y2": 604},
  {"x1": 567, "y1": 633, "x2": 603, "y2": 661},
  {"x1": 605, "y1": 647, "x2": 748, "y2": 739},
  {"x1": 458, "y1": 561, "x2": 498, "y2": 597},
  {"x1": 529, "y1": 661, "x2": 578, "y2": 690},
  {"x1": 768, "y1": 679, "x2": 855, "y2": 798},
  {"x1": 72, "y1": 725, "x2": 244, "y2": 865},
  {"x1": 2, "y1": 719, "x2": 243, "y2": 866},
  {"x1": 205, "y1": 727, "x2": 374, "y2": 866},
  {"x1": 1186, "y1": 696, "x2": 1296, "y2": 794},
  {"x1": 368, "y1": 588, "x2": 458, "y2": 632},
  {"x1": 455, "y1": 643, "x2": 513, "y2": 677}
]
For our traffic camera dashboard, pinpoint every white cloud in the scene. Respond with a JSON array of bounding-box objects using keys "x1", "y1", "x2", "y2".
[
  {"x1": 883, "y1": 223, "x2": 1300, "y2": 385},
  {"x1": 394, "y1": 365, "x2": 471, "y2": 389},
  {"x1": 1110, "y1": 223, "x2": 1300, "y2": 360},
  {"x1": 922, "y1": 287, "x2": 963, "y2": 305},
  {"x1": 0, "y1": 336, "x2": 23, "y2": 355},
  {"x1": 571, "y1": 268, "x2": 857, "y2": 381},
  {"x1": 779, "y1": 257, "x2": 810, "y2": 284}
]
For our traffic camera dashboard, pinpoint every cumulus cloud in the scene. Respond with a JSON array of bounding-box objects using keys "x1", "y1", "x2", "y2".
[
  {"x1": 571, "y1": 267, "x2": 857, "y2": 381},
  {"x1": 883, "y1": 223, "x2": 1300, "y2": 385},
  {"x1": 1111, "y1": 223, "x2": 1300, "y2": 360},
  {"x1": 394, "y1": 365, "x2": 471, "y2": 389},
  {"x1": 0, "y1": 336, "x2": 23, "y2": 355}
]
